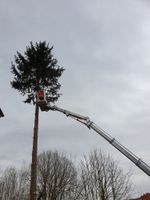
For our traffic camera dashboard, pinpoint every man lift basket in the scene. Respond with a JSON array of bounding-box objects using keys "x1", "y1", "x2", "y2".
[{"x1": 36, "y1": 90, "x2": 48, "y2": 111}]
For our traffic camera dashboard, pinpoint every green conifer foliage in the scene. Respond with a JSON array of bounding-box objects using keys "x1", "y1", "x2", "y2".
[{"x1": 11, "y1": 41, "x2": 65, "y2": 104}]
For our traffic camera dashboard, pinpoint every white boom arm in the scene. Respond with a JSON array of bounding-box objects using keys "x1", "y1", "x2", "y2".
[{"x1": 44, "y1": 104, "x2": 150, "y2": 177}]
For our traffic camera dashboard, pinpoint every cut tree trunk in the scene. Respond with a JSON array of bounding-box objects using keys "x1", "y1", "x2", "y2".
[{"x1": 30, "y1": 103, "x2": 39, "y2": 200}]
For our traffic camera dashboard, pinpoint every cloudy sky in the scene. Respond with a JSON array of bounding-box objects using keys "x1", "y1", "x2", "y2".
[{"x1": 1, "y1": 0, "x2": 150, "y2": 197}]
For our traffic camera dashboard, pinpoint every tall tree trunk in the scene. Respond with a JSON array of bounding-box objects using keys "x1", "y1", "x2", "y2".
[{"x1": 30, "y1": 103, "x2": 39, "y2": 200}]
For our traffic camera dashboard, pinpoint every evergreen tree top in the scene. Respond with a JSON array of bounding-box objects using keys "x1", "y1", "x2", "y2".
[{"x1": 11, "y1": 41, "x2": 65, "y2": 104}]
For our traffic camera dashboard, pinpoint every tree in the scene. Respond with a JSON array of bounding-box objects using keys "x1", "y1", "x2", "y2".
[
  {"x1": 0, "y1": 166, "x2": 30, "y2": 199},
  {"x1": 79, "y1": 149, "x2": 133, "y2": 200},
  {"x1": 37, "y1": 150, "x2": 78, "y2": 200},
  {"x1": 0, "y1": 149, "x2": 135, "y2": 200},
  {"x1": 11, "y1": 41, "x2": 64, "y2": 200}
]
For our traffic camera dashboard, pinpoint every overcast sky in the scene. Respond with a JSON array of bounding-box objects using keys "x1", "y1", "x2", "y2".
[{"x1": 1, "y1": 0, "x2": 150, "y2": 197}]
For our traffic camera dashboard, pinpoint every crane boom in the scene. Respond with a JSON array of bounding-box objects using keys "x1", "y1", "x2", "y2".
[{"x1": 40, "y1": 103, "x2": 150, "y2": 177}]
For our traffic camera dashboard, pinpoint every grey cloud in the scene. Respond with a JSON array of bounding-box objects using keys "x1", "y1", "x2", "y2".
[{"x1": 0, "y1": 0, "x2": 150, "y2": 197}]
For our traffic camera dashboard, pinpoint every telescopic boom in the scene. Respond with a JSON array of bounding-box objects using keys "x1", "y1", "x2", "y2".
[{"x1": 38, "y1": 101, "x2": 150, "y2": 177}]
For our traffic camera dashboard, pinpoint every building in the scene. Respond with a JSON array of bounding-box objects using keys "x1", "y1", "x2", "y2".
[
  {"x1": 131, "y1": 193, "x2": 150, "y2": 200},
  {"x1": 139, "y1": 193, "x2": 150, "y2": 200}
]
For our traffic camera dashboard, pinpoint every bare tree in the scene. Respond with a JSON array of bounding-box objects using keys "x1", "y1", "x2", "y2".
[
  {"x1": 79, "y1": 149, "x2": 133, "y2": 200},
  {"x1": 37, "y1": 150, "x2": 78, "y2": 200},
  {"x1": 0, "y1": 150, "x2": 133, "y2": 200},
  {"x1": 0, "y1": 166, "x2": 30, "y2": 200}
]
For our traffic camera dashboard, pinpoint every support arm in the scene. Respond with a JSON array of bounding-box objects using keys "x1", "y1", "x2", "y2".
[{"x1": 42, "y1": 104, "x2": 150, "y2": 177}]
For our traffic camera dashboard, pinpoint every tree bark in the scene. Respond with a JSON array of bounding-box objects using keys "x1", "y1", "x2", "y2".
[{"x1": 30, "y1": 103, "x2": 39, "y2": 200}]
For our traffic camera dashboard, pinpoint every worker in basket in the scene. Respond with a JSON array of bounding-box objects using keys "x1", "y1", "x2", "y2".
[{"x1": 37, "y1": 90, "x2": 47, "y2": 105}]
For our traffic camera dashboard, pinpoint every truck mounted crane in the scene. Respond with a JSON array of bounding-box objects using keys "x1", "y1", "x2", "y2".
[{"x1": 37, "y1": 91, "x2": 150, "y2": 177}]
